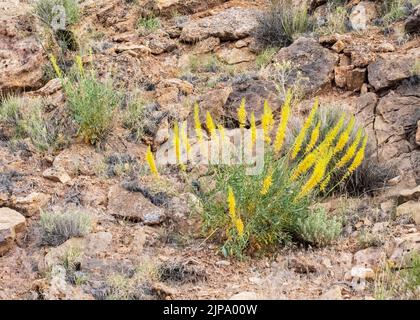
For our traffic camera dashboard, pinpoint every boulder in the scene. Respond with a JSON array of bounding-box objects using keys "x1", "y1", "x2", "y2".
[
  {"x1": 0, "y1": 208, "x2": 26, "y2": 256},
  {"x1": 367, "y1": 49, "x2": 420, "y2": 91},
  {"x1": 107, "y1": 185, "x2": 165, "y2": 224},
  {"x1": 150, "y1": 0, "x2": 227, "y2": 16},
  {"x1": 275, "y1": 37, "x2": 339, "y2": 95},
  {"x1": 405, "y1": 4, "x2": 420, "y2": 34},
  {"x1": 12, "y1": 192, "x2": 50, "y2": 217},
  {"x1": 353, "y1": 247, "x2": 386, "y2": 269},
  {"x1": 42, "y1": 167, "x2": 72, "y2": 184},
  {"x1": 0, "y1": 8, "x2": 45, "y2": 93},
  {"x1": 389, "y1": 233, "x2": 420, "y2": 264},
  {"x1": 396, "y1": 201, "x2": 420, "y2": 224},
  {"x1": 180, "y1": 8, "x2": 259, "y2": 42},
  {"x1": 398, "y1": 185, "x2": 420, "y2": 204},
  {"x1": 349, "y1": 1, "x2": 378, "y2": 31},
  {"x1": 216, "y1": 47, "x2": 255, "y2": 65}
]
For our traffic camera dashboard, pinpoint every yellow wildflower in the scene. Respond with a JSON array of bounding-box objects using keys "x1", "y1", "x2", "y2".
[
  {"x1": 173, "y1": 122, "x2": 181, "y2": 164},
  {"x1": 305, "y1": 121, "x2": 321, "y2": 154},
  {"x1": 206, "y1": 111, "x2": 216, "y2": 137},
  {"x1": 227, "y1": 186, "x2": 236, "y2": 220},
  {"x1": 333, "y1": 116, "x2": 355, "y2": 155},
  {"x1": 145, "y1": 146, "x2": 158, "y2": 176},
  {"x1": 194, "y1": 103, "x2": 203, "y2": 142},
  {"x1": 260, "y1": 172, "x2": 273, "y2": 195},
  {"x1": 318, "y1": 113, "x2": 345, "y2": 153},
  {"x1": 250, "y1": 111, "x2": 257, "y2": 148},
  {"x1": 237, "y1": 98, "x2": 247, "y2": 129},
  {"x1": 291, "y1": 98, "x2": 318, "y2": 159},
  {"x1": 50, "y1": 55, "x2": 62, "y2": 78},
  {"x1": 235, "y1": 218, "x2": 244, "y2": 237},
  {"x1": 75, "y1": 55, "x2": 84, "y2": 75},
  {"x1": 217, "y1": 124, "x2": 225, "y2": 141},
  {"x1": 274, "y1": 91, "x2": 292, "y2": 153},
  {"x1": 336, "y1": 128, "x2": 363, "y2": 169},
  {"x1": 295, "y1": 149, "x2": 333, "y2": 200},
  {"x1": 291, "y1": 151, "x2": 317, "y2": 181},
  {"x1": 319, "y1": 174, "x2": 331, "y2": 192},
  {"x1": 180, "y1": 121, "x2": 191, "y2": 156},
  {"x1": 344, "y1": 135, "x2": 368, "y2": 178},
  {"x1": 261, "y1": 100, "x2": 274, "y2": 143}
]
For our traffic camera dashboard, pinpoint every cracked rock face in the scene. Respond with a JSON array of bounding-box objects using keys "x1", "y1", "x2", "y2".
[{"x1": 180, "y1": 8, "x2": 259, "y2": 42}]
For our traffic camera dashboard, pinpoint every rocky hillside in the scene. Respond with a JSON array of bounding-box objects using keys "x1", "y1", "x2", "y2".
[{"x1": 0, "y1": 0, "x2": 419, "y2": 300}]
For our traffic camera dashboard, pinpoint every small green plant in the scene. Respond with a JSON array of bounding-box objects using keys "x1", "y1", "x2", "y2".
[
  {"x1": 121, "y1": 95, "x2": 146, "y2": 141},
  {"x1": 380, "y1": 0, "x2": 417, "y2": 27},
  {"x1": 0, "y1": 96, "x2": 51, "y2": 151},
  {"x1": 255, "y1": 47, "x2": 277, "y2": 69},
  {"x1": 375, "y1": 253, "x2": 420, "y2": 300},
  {"x1": 315, "y1": 4, "x2": 348, "y2": 35},
  {"x1": 136, "y1": 14, "x2": 160, "y2": 35},
  {"x1": 51, "y1": 55, "x2": 120, "y2": 145},
  {"x1": 34, "y1": 0, "x2": 80, "y2": 27},
  {"x1": 40, "y1": 210, "x2": 93, "y2": 246},
  {"x1": 295, "y1": 208, "x2": 342, "y2": 247},
  {"x1": 106, "y1": 262, "x2": 159, "y2": 300},
  {"x1": 254, "y1": 0, "x2": 313, "y2": 48}
]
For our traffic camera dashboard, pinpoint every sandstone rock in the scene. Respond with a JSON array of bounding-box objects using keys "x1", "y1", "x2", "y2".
[
  {"x1": 405, "y1": 4, "x2": 420, "y2": 34},
  {"x1": 230, "y1": 291, "x2": 258, "y2": 300},
  {"x1": 389, "y1": 233, "x2": 420, "y2": 264},
  {"x1": 192, "y1": 37, "x2": 220, "y2": 54},
  {"x1": 319, "y1": 286, "x2": 343, "y2": 300},
  {"x1": 42, "y1": 167, "x2": 72, "y2": 184},
  {"x1": 398, "y1": 185, "x2": 420, "y2": 204},
  {"x1": 335, "y1": 65, "x2": 353, "y2": 88},
  {"x1": 332, "y1": 40, "x2": 346, "y2": 53},
  {"x1": 53, "y1": 145, "x2": 104, "y2": 177},
  {"x1": 416, "y1": 120, "x2": 420, "y2": 146},
  {"x1": 115, "y1": 44, "x2": 152, "y2": 57},
  {"x1": 180, "y1": 8, "x2": 259, "y2": 42},
  {"x1": 0, "y1": 11, "x2": 45, "y2": 93},
  {"x1": 368, "y1": 49, "x2": 420, "y2": 90},
  {"x1": 145, "y1": 33, "x2": 177, "y2": 55},
  {"x1": 0, "y1": 208, "x2": 26, "y2": 256},
  {"x1": 275, "y1": 37, "x2": 339, "y2": 95},
  {"x1": 349, "y1": 1, "x2": 378, "y2": 31},
  {"x1": 13, "y1": 192, "x2": 50, "y2": 217},
  {"x1": 353, "y1": 247, "x2": 386, "y2": 269},
  {"x1": 107, "y1": 184, "x2": 165, "y2": 224},
  {"x1": 216, "y1": 47, "x2": 255, "y2": 65},
  {"x1": 150, "y1": 0, "x2": 226, "y2": 16},
  {"x1": 396, "y1": 201, "x2": 420, "y2": 224},
  {"x1": 193, "y1": 87, "x2": 233, "y2": 125},
  {"x1": 346, "y1": 68, "x2": 366, "y2": 91},
  {"x1": 349, "y1": 48, "x2": 376, "y2": 68}
]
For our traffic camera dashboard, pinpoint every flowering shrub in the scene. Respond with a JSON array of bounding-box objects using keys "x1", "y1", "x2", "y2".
[{"x1": 145, "y1": 91, "x2": 368, "y2": 258}]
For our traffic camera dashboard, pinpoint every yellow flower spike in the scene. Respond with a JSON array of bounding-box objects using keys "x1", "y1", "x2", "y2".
[
  {"x1": 50, "y1": 55, "x2": 62, "y2": 78},
  {"x1": 237, "y1": 98, "x2": 247, "y2": 129},
  {"x1": 333, "y1": 116, "x2": 355, "y2": 155},
  {"x1": 290, "y1": 151, "x2": 317, "y2": 181},
  {"x1": 145, "y1": 146, "x2": 158, "y2": 176},
  {"x1": 227, "y1": 186, "x2": 236, "y2": 220},
  {"x1": 260, "y1": 172, "x2": 273, "y2": 195},
  {"x1": 180, "y1": 121, "x2": 191, "y2": 156},
  {"x1": 250, "y1": 112, "x2": 257, "y2": 147},
  {"x1": 291, "y1": 98, "x2": 318, "y2": 159},
  {"x1": 295, "y1": 148, "x2": 333, "y2": 200},
  {"x1": 274, "y1": 92, "x2": 292, "y2": 153},
  {"x1": 206, "y1": 111, "x2": 216, "y2": 137},
  {"x1": 194, "y1": 103, "x2": 203, "y2": 142},
  {"x1": 319, "y1": 174, "x2": 331, "y2": 192},
  {"x1": 173, "y1": 122, "x2": 181, "y2": 165},
  {"x1": 217, "y1": 124, "x2": 225, "y2": 141},
  {"x1": 75, "y1": 55, "x2": 84, "y2": 75},
  {"x1": 344, "y1": 135, "x2": 368, "y2": 178},
  {"x1": 261, "y1": 100, "x2": 274, "y2": 143},
  {"x1": 336, "y1": 128, "x2": 363, "y2": 169},
  {"x1": 305, "y1": 120, "x2": 321, "y2": 154},
  {"x1": 235, "y1": 218, "x2": 244, "y2": 237}
]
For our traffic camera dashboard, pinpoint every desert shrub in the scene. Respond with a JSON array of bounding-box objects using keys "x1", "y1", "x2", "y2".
[
  {"x1": 40, "y1": 210, "x2": 92, "y2": 246},
  {"x1": 315, "y1": 3, "x2": 348, "y2": 35},
  {"x1": 106, "y1": 262, "x2": 159, "y2": 300},
  {"x1": 255, "y1": 47, "x2": 278, "y2": 69},
  {"x1": 0, "y1": 96, "x2": 51, "y2": 151},
  {"x1": 136, "y1": 14, "x2": 160, "y2": 35},
  {"x1": 375, "y1": 253, "x2": 420, "y2": 300},
  {"x1": 379, "y1": 0, "x2": 418, "y2": 27},
  {"x1": 254, "y1": 0, "x2": 313, "y2": 48},
  {"x1": 295, "y1": 208, "x2": 342, "y2": 247},
  {"x1": 34, "y1": 0, "x2": 80, "y2": 27},
  {"x1": 51, "y1": 55, "x2": 120, "y2": 145},
  {"x1": 121, "y1": 94, "x2": 146, "y2": 141},
  {"x1": 144, "y1": 91, "x2": 367, "y2": 258}
]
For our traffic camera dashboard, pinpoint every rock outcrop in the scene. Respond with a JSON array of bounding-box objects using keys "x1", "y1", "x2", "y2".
[{"x1": 0, "y1": 208, "x2": 26, "y2": 256}]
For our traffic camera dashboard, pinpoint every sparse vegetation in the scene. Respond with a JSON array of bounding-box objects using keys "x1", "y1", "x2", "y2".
[
  {"x1": 40, "y1": 210, "x2": 93, "y2": 246},
  {"x1": 34, "y1": 0, "x2": 80, "y2": 27},
  {"x1": 121, "y1": 94, "x2": 146, "y2": 141},
  {"x1": 50, "y1": 55, "x2": 120, "y2": 145},
  {"x1": 136, "y1": 14, "x2": 160, "y2": 35},
  {"x1": 315, "y1": 3, "x2": 348, "y2": 35},
  {"x1": 255, "y1": 47, "x2": 277, "y2": 69},
  {"x1": 254, "y1": 0, "x2": 313, "y2": 48}
]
